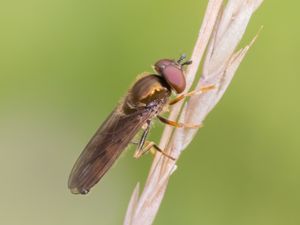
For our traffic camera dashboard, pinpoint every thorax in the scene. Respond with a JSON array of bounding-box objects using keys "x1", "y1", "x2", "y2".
[{"x1": 123, "y1": 75, "x2": 171, "y2": 115}]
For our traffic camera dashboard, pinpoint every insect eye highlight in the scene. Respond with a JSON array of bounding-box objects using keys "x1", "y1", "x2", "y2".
[{"x1": 154, "y1": 59, "x2": 172, "y2": 74}]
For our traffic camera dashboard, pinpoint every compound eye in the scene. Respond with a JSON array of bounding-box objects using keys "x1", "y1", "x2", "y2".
[
  {"x1": 154, "y1": 59, "x2": 172, "y2": 74},
  {"x1": 163, "y1": 65, "x2": 186, "y2": 94}
]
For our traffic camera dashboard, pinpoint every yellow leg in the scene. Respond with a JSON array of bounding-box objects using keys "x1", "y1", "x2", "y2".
[
  {"x1": 169, "y1": 84, "x2": 215, "y2": 105},
  {"x1": 157, "y1": 115, "x2": 203, "y2": 129}
]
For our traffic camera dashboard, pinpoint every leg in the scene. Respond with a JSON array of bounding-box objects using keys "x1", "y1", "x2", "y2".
[
  {"x1": 169, "y1": 84, "x2": 215, "y2": 105},
  {"x1": 133, "y1": 120, "x2": 175, "y2": 160},
  {"x1": 132, "y1": 120, "x2": 151, "y2": 154},
  {"x1": 136, "y1": 120, "x2": 151, "y2": 152},
  {"x1": 157, "y1": 115, "x2": 203, "y2": 129},
  {"x1": 130, "y1": 121, "x2": 151, "y2": 145},
  {"x1": 134, "y1": 141, "x2": 175, "y2": 160}
]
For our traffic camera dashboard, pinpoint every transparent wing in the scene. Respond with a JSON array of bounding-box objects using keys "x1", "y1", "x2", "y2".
[{"x1": 68, "y1": 106, "x2": 151, "y2": 194}]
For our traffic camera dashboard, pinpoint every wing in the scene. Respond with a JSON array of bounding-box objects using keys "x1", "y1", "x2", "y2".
[{"x1": 68, "y1": 106, "x2": 151, "y2": 194}]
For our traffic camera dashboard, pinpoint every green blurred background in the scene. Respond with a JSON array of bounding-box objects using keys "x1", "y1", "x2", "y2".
[{"x1": 0, "y1": 0, "x2": 299, "y2": 225}]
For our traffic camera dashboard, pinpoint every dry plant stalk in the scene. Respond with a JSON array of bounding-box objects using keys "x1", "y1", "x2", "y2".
[{"x1": 124, "y1": 0, "x2": 264, "y2": 224}]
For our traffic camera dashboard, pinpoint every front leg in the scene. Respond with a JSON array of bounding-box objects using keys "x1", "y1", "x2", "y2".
[{"x1": 169, "y1": 84, "x2": 215, "y2": 105}]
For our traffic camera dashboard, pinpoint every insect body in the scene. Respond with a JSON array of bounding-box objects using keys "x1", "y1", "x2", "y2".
[{"x1": 68, "y1": 55, "x2": 193, "y2": 194}]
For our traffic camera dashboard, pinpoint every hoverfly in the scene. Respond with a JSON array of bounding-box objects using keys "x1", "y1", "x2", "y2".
[{"x1": 68, "y1": 54, "x2": 213, "y2": 194}]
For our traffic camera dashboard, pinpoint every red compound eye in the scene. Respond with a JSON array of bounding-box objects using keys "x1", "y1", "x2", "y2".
[{"x1": 154, "y1": 59, "x2": 186, "y2": 94}]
